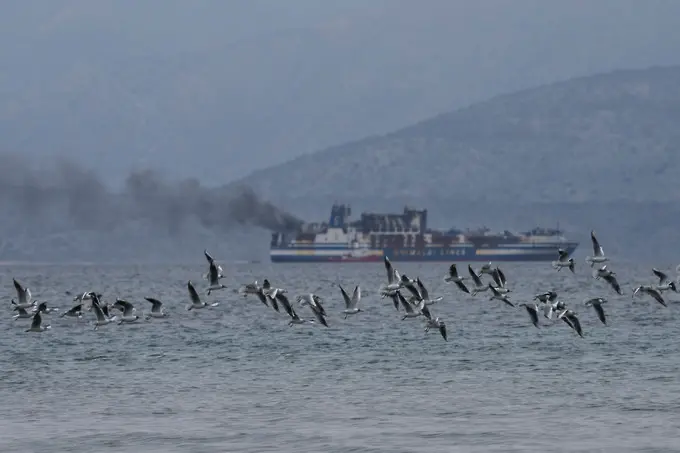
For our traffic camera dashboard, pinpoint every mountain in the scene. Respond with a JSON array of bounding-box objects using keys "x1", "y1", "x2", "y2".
[
  {"x1": 244, "y1": 66, "x2": 680, "y2": 205},
  {"x1": 2, "y1": 1, "x2": 680, "y2": 186}
]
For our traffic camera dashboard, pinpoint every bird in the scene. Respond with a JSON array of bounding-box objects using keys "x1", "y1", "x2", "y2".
[
  {"x1": 584, "y1": 297, "x2": 607, "y2": 325},
  {"x1": 479, "y1": 262, "x2": 494, "y2": 275},
  {"x1": 595, "y1": 266, "x2": 623, "y2": 295},
  {"x1": 383, "y1": 256, "x2": 402, "y2": 291},
  {"x1": 204, "y1": 249, "x2": 227, "y2": 295},
  {"x1": 519, "y1": 303, "x2": 540, "y2": 328},
  {"x1": 34, "y1": 301, "x2": 59, "y2": 315},
  {"x1": 297, "y1": 294, "x2": 328, "y2": 326},
  {"x1": 339, "y1": 284, "x2": 362, "y2": 319},
  {"x1": 12, "y1": 306, "x2": 34, "y2": 320},
  {"x1": 490, "y1": 267, "x2": 510, "y2": 293},
  {"x1": 534, "y1": 291, "x2": 558, "y2": 304},
  {"x1": 558, "y1": 309, "x2": 583, "y2": 337},
  {"x1": 399, "y1": 292, "x2": 431, "y2": 320},
  {"x1": 91, "y1": 297, "x2": 112, "y2": 330},
  {"x1": 25, "y1": 311, "x2": 50, "y2": 333},
  {"x1": 187, "y1": 281, "x2": 219, "y2": 310},
  {"x1": 489, "y1": 284, "x2": 514, "y2": 307},
  {"x1": 274, "y1": 292, "x2": 296, "y2": 318},
  {"x1": 238, "y1": 280, "x2": 261, "y2": 297},
  {"x1": 424, "y1": 317, "x2": 447, "y2": 341},
  {"x1": 585, "y1": 230, "x2": 608, "y2": 267},
  {"x1": 60, "y1": 304, "x2": 83, "y2": 319},
  {"x1": 144, "y1": 297, "x2": 167, "y2": 319},
  {"x1": 444, "y1": 264, "x2": 470, "y2": 294},
  {"x1": 467, "y1": 265, "x2": 489, "y2": 296},
  {"x1": 415, "y1": 277, "x2": 443, "y2": 305},
  {"x1": 552, "y1": 248, "x2": 575, "y2": 273},
  {"x1": 113, "y1": 299, "x2": 140, "y2": 324},
  {"x1": 12, "y1": 278, "x2": 34, "y2": 310},
  {"x1": 400, "y1": 274, "x2": 422, "y2": 301},
  {"x1": 287, "y1": 309, "x2": 314, "y2": 327},
  {"x1": 652, "y1": 268, "x2": 671, "y2": 286},
  {"x1": 632, "y1": 285, "x2": 666, "y2": 307}
]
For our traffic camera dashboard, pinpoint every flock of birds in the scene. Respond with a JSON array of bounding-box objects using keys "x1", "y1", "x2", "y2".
[{"x1": 7, "y1": 231, "x2": 678, "y2": 341}]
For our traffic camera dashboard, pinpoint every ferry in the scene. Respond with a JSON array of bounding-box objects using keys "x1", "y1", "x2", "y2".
[{"x1": 270, "y1": 203, "x2": 578, "y2": 263}]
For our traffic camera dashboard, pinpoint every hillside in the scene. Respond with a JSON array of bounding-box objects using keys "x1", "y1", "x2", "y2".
[
  {"x1": 2, "y1": 1, "x2": 680, "y2": 186},
  {"x1": 245, "y1": 66, "x2": 680, "y2": 205}
]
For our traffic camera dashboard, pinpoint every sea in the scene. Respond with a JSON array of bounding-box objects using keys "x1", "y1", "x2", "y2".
[{"x1": 2, "y1": 260, "x2": 680, "y2": 453}]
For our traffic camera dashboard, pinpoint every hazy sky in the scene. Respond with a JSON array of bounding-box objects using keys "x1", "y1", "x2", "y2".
[{"x1": 1, "y1": 0, "x2": 679, "y2": 186}]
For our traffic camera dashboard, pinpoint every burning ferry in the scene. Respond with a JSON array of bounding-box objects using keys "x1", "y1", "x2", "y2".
[{"x1": 269, "y1": 203, "x2": 578, "y2": 263}]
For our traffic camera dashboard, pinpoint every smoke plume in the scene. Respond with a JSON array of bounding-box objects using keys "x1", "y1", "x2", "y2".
[{"x1": 0, "y1": 152, "x2": 303, "y2": 238}]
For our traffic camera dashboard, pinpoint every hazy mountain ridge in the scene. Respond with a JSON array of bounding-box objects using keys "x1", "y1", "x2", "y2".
[{"x1": 245, "y1": 66, "x2": 680, "y2": 204}]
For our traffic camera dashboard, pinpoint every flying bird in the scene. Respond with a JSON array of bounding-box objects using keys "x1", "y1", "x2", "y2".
[
  {"x1": 444, "y1": 264, "x2": 470, "y2": 294},
  {"x1": 584, "y1": 297, "x2": 607, "y2": 325},
  {"x1": 339, "y1": 284, "x2": 362, "y2": 319},
  {"x1": 552, "y1": 248, "x2": 575, "y2": 273},
  {"x1": 204, "y1": 249, "x2": 227, "y2": 295},
  {"x1": 519, "y1": 303, "x2": 540, "y2": 328},
  {"x1": 585, "y1": 230, "x2": 608, "y2": 267}
]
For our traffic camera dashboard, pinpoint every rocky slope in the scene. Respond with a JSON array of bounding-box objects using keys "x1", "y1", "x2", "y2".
[{"x1": 246, "y1": 66, "x2": 680, "y2": 205}]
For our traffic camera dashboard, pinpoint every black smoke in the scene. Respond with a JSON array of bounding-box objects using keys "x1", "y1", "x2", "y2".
[{"x1": 0, "y1": 152, "x2": 303, "y2": 237}]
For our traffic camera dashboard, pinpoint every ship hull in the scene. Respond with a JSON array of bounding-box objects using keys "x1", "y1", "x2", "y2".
[{"x1": 270, "y1": 243, "x2": 579, "y2": 263}]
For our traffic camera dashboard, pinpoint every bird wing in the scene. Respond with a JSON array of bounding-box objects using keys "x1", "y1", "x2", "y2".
[
  {"x1": 449, "y1": 264, "x2": 458, "y2": 279},
  {"x1": 30, "y1": 312, "x2": 42, "y2": 329},
  {"x1": 469, "y1": 265, "x2": 483, "y2": 286},
  {"x1": 351, "y1": 286, "x2": 361, "y2": 308},
  {"x1": 455, "y1": 280, "x2": 470, "y2": 294},
  {"x1": 204, "y1": 249, "x2": 214, "y2": 264},
  {"x1": 339, "y1": 285, "x2": 352, "y2": 308},
  {"x1": 187, "y1": 281, "x2": 200, "y2": 304},
  {"x1": 439, "y1": 323, "x2": 447, "y2": 341},
  {"x1": 649, "y1": 288, "x2": 667, "y2": 307},
  {"x1": 145, "y1": 297, "x2": 163, "y2": 311},
  {"x1": 593, "y1": 303, "x2": 606, "y2": 324},
  {"x1": 398, "y1": 292, "x2": 413, "y2": 313},
  {"x1": 591, "y1": 231, "x2": 604, "y2": 257},
  {"x1": 416, "y1": 278, "x2": 430, "y2": 300},
  {"x1": 652, "y1": 268, "x2": 668, "y2": 285},
  {"x1": 384, "y1": 257, "x2": 394, "y2": 284}
]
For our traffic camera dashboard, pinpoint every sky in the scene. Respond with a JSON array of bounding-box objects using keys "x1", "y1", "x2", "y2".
[{"x1": 0, "y1": 0, "x2": 679, "y2": 186}]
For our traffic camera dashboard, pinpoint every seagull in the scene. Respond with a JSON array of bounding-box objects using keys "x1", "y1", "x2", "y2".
[
  {"x1": 557, "y1": 309, "x2": 583, "y2": 338},
  {"x1": 489, "y1": 284, "x2": 514, "y2": 307},
  {"x1": 339, "y1": 284, "x2": 362, "y2": 319},
  {"x1": 25, "y1": 311, "x2": 50, "y2": 332},
  {"x1": 399, "y1": 292, "x2": 431, "y2": 320},
  {"x1": 584, "y1": 297, "x2": 607, "y2": 325},
  {"x1": 490, "y1": 267, "x2": 510, "y2": 294},
  {"x1": 552, "y1": 248, "x2": 575, "y2": 273},
  {"x1": 414, "y1": 277, "x2": 443, "y2": 305},
  {"x1": 238, "y1": 280, "x2": 261, "y2": 298},
  {"x1": 585, "y1": 230, "x2": 608, "y2": 267},
  {"x1": 383, "y1": 256, "x2": 402, "y2": 290},
  {"x1": 424, "y1": 317, "x2": 447, "y2": 341},
  {"x1": 542, "y1": 299, "x2": 566, "y2": 320},
  {"x1": 287, "y1": 309, "x2": 314, "y2": 327},
  {"x1": 652, "y1": 268, "x2": 671, "y2": 285},
  {"x1": 144, "y1": 297, "x2": 168, "y2": 319},
  {"x1": 400, "y1": 274, "x2": 422, "y2": 301},
  {"x1": 534, "y1": 291, "x2": 558, "y2": 304},
  {"x1": 632, "y1": 285, "x2": 666, "y2": 307},
  {"x1": 60, "y1": 304, "x2": 83, "y2": 319},
  {"x1": 35, "y1": 301, "x2": 59, "y2": 315},
  {"x1": 11, "y1": 278, "x2": 34, "y2": 310},
  {"x1": 91, "y1": 299, "x2": 112, "y2": 330},
  {"x1": 12, "y1": 306, "x2": 34, "y2": 320},
  {"x1": 467, "y1": 265, "x2": 489, "y2": 296},
  {"x1": 652, "y1": 268, "x2": 678, "y2": 292},
  {"x1": 479, "y1": 262, "x2": 494, "y2": 275},
  {"x1": 297, "y1": 294, "x2": 328, "y2": 327},
  {"x1": 274, "y1": 292, "x2": 296, "y2": 318},
  {"x1": 594, "y1": 266, "x2": 622, "y2": 295},
  {"x1": 187, "y1": 280, "x2": 219, "y2": 310},
  {"x1": 444, "y1": 264, "x2": 470, "y2": 294},
  {"x1": 204, "y1": 249, "x2": 227, "y2": 295},
  {"x1": 297, "y1": 294, "x2": 327, "y2": 317},
  {"x1": 657, "y1": 281, "x2": 678, "y2": 293},
  {"x1": 519, "y1": 303, "x2": 540, "y2": 328},
  {"x1": 113, "y1": 299, "x2": 140, "y2": 324}
]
